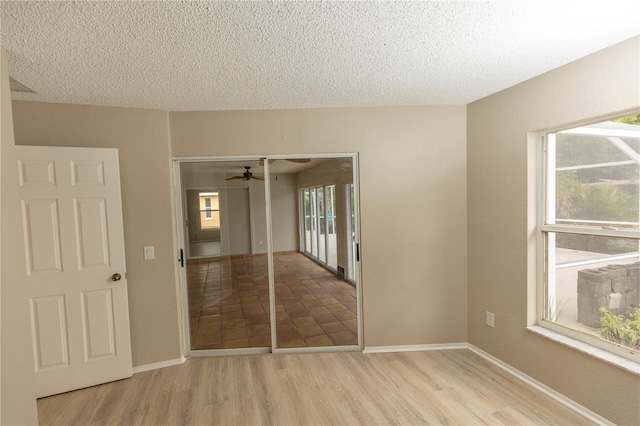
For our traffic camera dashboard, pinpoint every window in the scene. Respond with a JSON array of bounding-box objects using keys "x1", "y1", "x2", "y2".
[
  {"x1": 204, "y1": 197, "x2": 212, "y2": 220},
  {"x1": 539, "y1": 113, "x2": 640, "y2": 362},
  {"x1": 199, "y1": 192, "x2": 220, "y2": 230}
]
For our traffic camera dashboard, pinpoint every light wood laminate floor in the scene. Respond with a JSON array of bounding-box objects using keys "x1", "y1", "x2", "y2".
[{"x1": 37, "y1": 350, "x2": 593, "y2": 425}]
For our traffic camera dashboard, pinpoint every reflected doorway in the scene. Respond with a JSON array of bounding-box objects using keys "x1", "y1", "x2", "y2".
[{"x1": 186, "y1": 189, "x2": 222, "y2": 258}]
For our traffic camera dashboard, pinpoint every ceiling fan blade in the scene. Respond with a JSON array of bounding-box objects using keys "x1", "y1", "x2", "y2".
[
  {"x1": 253, "y1": 176, "x2": 265, "y2": 181},
  {"x1": 225, "y1": 176, "x2": 245, "y2": 180}
]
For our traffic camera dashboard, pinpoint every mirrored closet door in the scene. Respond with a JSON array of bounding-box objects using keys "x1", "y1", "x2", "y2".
[{"x1": 177, "y1": 155, "x2": 361, "y2": 355}]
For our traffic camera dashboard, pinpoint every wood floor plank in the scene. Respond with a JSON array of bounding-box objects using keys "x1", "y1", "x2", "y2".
[{"x1": 37, "y1": 350, "x2": 595, "y2": 426}]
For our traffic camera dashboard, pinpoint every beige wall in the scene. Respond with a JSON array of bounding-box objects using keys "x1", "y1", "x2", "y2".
[
  {"x1": 268, "y1": 173, "x2": 299, "y2": 253},
  {"x1": 467, "y1": 36, "x2": 640, "y2": 425},
  {"x1": 10, "y1": 102, "x2": 467, "y2": 361},
  {"x1": 0, "y1": 47, "x2": 39, "y2": 425},
  {"x1": 11, "y1": 101, "x2": 183, "y2": 367},
  {"x1": 170, "y1": 106, "x2": 469, "y2": 346}
]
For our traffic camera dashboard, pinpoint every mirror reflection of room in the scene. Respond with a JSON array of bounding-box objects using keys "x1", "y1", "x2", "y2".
[
  {"x1": 186, "y1": 189, "x2": 221, "y2": 258},
  {"x1": 181, "y1": 157, "x2": 359, "y2": 351}
]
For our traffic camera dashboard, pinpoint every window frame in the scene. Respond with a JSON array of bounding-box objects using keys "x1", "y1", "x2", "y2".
[{"x1": 536, "y1": 115, "x2": 640, "y2": 364}]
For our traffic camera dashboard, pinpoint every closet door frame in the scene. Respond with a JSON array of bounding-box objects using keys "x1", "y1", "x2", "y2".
[{"x1": 173, "y1": 153, "x2": 363, "y2": 357}]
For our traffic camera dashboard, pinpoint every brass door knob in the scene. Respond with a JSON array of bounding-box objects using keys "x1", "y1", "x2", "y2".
[{"x1": 111, "y1": 273, "x2": 122, "y2": 281}]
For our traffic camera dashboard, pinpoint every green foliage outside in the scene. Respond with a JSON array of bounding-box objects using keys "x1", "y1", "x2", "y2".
[
  {"x1": 555, "y1": 115, "x2": 639, "y2": 230},
  {"x1": 554, "y1": 119, "x2": 639, "y2": 253},
  {"x1": 555, "y1": 178, "x2": 639, "y2": 223},
  {"x1": 547, "y1": 296, "x2": 567, "y2": 322},
  {"x1": 599, "y1": 307, "x2": 640, "y2": 350},
  {"x1": 614, "y1": 114, "x2": 640, "y2": 125}
]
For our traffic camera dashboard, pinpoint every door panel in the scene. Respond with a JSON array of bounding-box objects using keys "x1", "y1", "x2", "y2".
[
  {"x1": 346, "y1": 183, "x2": 356, "y2": 282},
  {"x1": 317, "y1": 186, "x2": 326, "y2": 263},
  {"x1": 21, "y1": 199, "x2": 63, "y2": 274},
  {"x1": 17, "y1": 145, "x2": 132, "y2": 398},
  {"x1": 17, "y1": 159, "x2": 56, "y2": 186},
  {"x1": 70, "y1": 160, "x2": 105, "y2": 186},
  {"x1": 30, "y1": 295, "x2": 69, "y2": 370},
  {"x1": 81, "y1": 289, "x2": 116, "y2": 360},
  {"x1": 271, "y1": 157, "x2": 359, "y2": 350},
  {"x1": 326, "y1": 185, "x2": 338, "y2": 269},
  {"x1": 303, "y1": 189, "x2": 311, "y2": 253},
  {"x1": 310, "y1": 188, "x2": 318, "y2": 257},
  {"x1": 74, "y1": 198, "x2": 110, "y2": 268},
  {"x1": 182, "y1": 160, "x2": 270, "y2": 351}
]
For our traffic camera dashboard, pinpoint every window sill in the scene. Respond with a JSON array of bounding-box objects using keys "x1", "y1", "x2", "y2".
[{"x1": 527, "y1": 325, "x2": 639, "y2": 375}]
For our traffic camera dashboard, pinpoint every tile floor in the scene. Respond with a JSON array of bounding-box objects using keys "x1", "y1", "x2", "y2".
[{"x1": 187, "y1": 252, "x2": 358, "y2": 350}]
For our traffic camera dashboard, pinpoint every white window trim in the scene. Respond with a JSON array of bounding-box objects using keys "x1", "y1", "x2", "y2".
[
  {"x1": 527, "y1": 325, "x2": 639, "y2": 374},
  {"x1": 531, "y1": 116, "x2": 640, "y2": 371}
]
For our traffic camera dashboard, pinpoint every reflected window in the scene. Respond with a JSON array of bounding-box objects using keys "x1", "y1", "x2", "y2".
[{"x1": 199, "y1": 192, "x2": 220, "y2": 229}]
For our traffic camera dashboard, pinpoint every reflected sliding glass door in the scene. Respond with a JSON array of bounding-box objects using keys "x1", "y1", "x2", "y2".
[
  {"x1": 181, "y1": 160, "x2": 271, "y2": 352},
  {"x1": 271, "y1": 157, "x2": 359, "y2": 350},
  {"x1": 326, "y1": 185, "x2": 337, "y2": 269},
  {"x1": 301, "y1": 184, "x2": 337, "y2": 269},
  {"x1": 346, "y1": 183, "x2": 356, "y2": 283}
]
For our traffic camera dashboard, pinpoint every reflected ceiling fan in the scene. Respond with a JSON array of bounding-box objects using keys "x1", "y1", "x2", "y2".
[
  {"x1": 225, "y1": 166, "x2": 264, "y2": 181},
  {"x1": 259, "y1": 158, "x2": 312, "y2": 166}
]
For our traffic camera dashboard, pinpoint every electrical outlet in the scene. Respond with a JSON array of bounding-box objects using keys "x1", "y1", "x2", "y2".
[{"x1": 486, "y1": 311, "x2": 495, "y2": 328}]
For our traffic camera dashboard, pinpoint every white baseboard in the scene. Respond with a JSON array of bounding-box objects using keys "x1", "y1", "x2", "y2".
[
  {"x1": 467, "y1": 344, "x2": 613, "y2": 426},
  {"x1": 132, "y1": 356, "x2": 186, "y2": 374},
  {"x1": 363, "y1": 343, "x2": 468, "y2": 353}
]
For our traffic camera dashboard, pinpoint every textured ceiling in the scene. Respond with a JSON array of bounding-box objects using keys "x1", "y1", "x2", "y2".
[{"x1": 1, "y1": 1, "x2": 639, "y2": 111}]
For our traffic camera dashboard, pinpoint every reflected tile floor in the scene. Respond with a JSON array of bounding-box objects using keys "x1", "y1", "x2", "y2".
[{"x1": 187, "y1": 252, "x2": 358, "y2": 350}]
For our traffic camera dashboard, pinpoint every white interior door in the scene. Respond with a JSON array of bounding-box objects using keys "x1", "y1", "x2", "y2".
[{"x1": 16, "y1": 145, "x2": 132, "y2": 398}]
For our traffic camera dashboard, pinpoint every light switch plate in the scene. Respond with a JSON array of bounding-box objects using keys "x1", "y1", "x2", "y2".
[{"x1": 143, "y1": 246, "x2": 155, "y2": 260}]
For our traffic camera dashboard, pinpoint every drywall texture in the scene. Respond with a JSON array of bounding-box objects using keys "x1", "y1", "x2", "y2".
[
  {"x1": 467, "y1": 36, "x2": 640, "y2": 425},
  {"x1": 11, "y1": 101, "x2": 182, "y2": 368},
  {"x1": 0, "y1": 47, "x2": 39, "y2": 425},
  {"x1": 170, "y1": 106, "x2": 468, "y2": 346}
]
